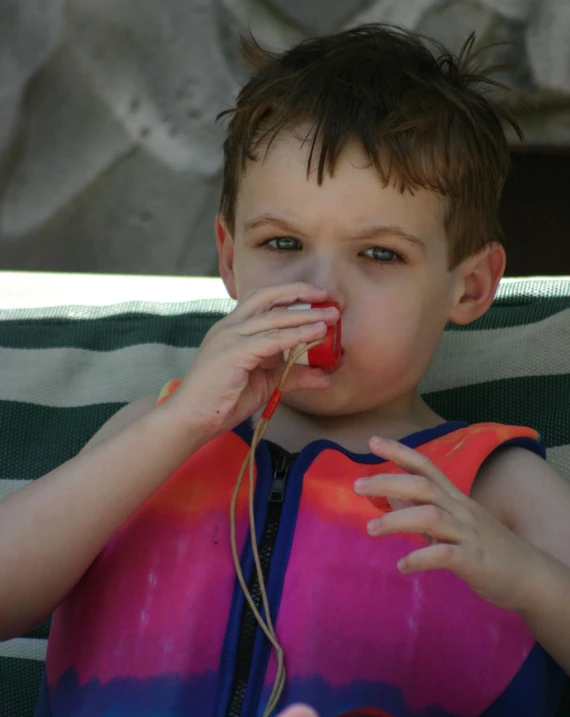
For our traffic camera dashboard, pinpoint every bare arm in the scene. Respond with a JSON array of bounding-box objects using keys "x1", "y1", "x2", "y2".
[
  {"x1": 0, "y1": 282, "x2": 337, "y2": 641},
  {"x1": 475, "y1": 447, "x2": 570, "y2": 675},
  {"x1": 0, "y1": 396, "x2": 211, "y2": 641}
]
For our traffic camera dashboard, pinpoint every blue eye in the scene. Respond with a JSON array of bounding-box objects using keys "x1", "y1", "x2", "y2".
[
  {"x1": 265, "y1": 237, "x2": 301, "y2": 251},
  {"x1": 363, "y1": 246, "x2": 400, "y2": 263}
]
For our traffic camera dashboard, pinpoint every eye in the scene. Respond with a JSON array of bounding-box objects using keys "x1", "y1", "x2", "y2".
[
  {"x1": 362, "y1": 246, "x2": 401, "y2": 263},
  {"x1": 264, "y1": 236, "x2": 302, "y2": 252}
]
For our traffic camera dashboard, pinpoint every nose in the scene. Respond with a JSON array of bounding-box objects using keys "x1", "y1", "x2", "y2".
[{"x1": 302, "y1": 252, "x2": 346, "y2": 311}]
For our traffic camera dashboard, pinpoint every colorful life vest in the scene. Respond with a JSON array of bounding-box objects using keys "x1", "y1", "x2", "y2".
[{"x1": 36, "y1": 380, "x2": 563, "y2": 717}]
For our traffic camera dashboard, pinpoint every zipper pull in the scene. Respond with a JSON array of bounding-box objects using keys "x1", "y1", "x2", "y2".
[{"x1": 269, "y1": 453, "x2": 293, "y2": 503}]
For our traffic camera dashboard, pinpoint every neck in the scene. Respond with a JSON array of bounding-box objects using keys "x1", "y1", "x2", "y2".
[{"x1": 253, "y1": 391, "x2": 447, "y2": 455}]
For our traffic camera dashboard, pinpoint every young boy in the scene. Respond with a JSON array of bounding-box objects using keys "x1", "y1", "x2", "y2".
[{"x1": 1, "y1": 23, "x2": 570, "y2": 717}]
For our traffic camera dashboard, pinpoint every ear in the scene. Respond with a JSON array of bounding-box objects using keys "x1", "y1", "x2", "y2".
[
  {"x1": 448, "y1": 243, "x2": 506, "y2": 325},
  {"x1": 215, "y1": 215, "x2": 237, "y2": 300}
]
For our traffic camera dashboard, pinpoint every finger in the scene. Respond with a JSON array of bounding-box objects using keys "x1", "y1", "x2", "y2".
[
  {"x1": 276, "y1": 706, "x2": 319, "y2": 717},
  {"x1": 237, "y1": 304, "x2": 339, "y2": 338},
  {"x1": 354, "y1": 473, "x2": 452, "y2": 511},
  {"x1": 397, "y1": 542, "x2": 462, "y2": 575},
  {"x1": 246, "y1": 322, "x2": 330, "y2": 361},
  {"x1": 367, "y1": 504, "x2": 462, "y2": 543},
  {"x1": 231, "y1": 283, "x2": 329, "y2": 320},
  {"x1": 387, "y1": 497, "x2": 416, "y2": 511},
  {"x1": 229, "y1": 323, "x2": 329, "y2": 372},
  {"x1": 368, "y1": 436, "x2": 464, "y2": 498}
]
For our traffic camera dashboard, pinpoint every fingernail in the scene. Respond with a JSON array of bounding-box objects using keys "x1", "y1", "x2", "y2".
[
  {"x1": 368, "y1": 518, "x2": 381, "y2": 533},
  {"x1": 323, "y1": 306, "x2": 339, "y2": 313},
  {"x1": 354, "y1": 478, "x2": 368, "y2": 492}
]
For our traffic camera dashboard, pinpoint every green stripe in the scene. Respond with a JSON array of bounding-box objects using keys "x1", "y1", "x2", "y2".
[
  {"x1": 1, "y1": 280, "x2": 570, "y2": 351},
  {"x1": 2, "y1": 373, "x2": 569, "y2": 481},
  {"x1": 0, "y1": 402, "x2": 124, "y2": 479},
  {"x1": 0, "y1": 311, "x2": 225, "y2": 351},
  {"x1": 0, "y1": 656, "x2": 44, "y2": 717},
  {"x1": 424, "y1": 374, "x2": 570, "y2": 448},
  {"x1": 23, "y1": 619, "x2": 50, "y2": 641}
]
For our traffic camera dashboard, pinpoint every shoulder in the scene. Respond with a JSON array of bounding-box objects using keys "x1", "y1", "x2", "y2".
[
  {"x1": 80, "y1": 393, "x2": 159, "y2": 453},
  {"x1": 473, "y1": 444, "x2": 570, "y2": 566}
]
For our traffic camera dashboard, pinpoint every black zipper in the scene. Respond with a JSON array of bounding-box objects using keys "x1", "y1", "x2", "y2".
[{"x1": 226, "y1": 446, "x2": 298, "y2": 717}]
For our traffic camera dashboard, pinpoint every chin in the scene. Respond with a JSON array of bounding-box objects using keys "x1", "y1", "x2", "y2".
[{"x1": 282, "y1": 385, "x2": 364, "y2": 418}]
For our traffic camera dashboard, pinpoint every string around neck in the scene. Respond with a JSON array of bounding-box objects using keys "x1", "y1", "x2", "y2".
[{"x1": 229, "y1": 337, "x2": 325, "y2": 717}]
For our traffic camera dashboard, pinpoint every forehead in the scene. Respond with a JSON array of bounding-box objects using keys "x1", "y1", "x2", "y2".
[{"x1": 234, "y1": 130, "x2": 446, "y2": 243}]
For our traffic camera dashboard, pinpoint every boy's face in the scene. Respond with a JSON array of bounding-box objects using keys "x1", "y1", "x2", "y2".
[{"x1": 217, "y1": 130, "x2": 500, "y2": 418}]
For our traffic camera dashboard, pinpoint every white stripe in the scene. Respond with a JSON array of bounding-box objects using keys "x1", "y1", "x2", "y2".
[
  {"x1": 0, "y1": 272, "x2": 228, "y2": 310},
  {"x1": 498, "y1": 276, "x2": 570, "y2": 288},
  {"x1": 0, "y1": 637, "x2": 47, "y2": 661},
  {"x1": 420, "y1": 308, "x2": 570, "y2": 393},
  {"x1": 0, "y1": 298, "x2": 235, "y2": 324},
  {"x1": 0, "y1": 344, "x2": 198, "y2": 407},
  {"x1": 0, "y1": 479, "x2": 31, "y2": 500},
  {"x1": 0, "y1": 297, "x2": 235, "y2": 322},
  {"x1": 0, "y1": 272, "x2": 566, "y2": 312}
]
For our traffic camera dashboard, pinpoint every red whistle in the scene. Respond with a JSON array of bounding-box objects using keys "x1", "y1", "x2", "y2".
[{"x1": 284, "y1": 301, "x2": 342, "y2": 368}]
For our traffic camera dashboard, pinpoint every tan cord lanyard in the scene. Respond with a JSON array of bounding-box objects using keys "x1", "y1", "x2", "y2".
[{"x1": 229, "y1": 338, "x2": 324, "y2": 717}]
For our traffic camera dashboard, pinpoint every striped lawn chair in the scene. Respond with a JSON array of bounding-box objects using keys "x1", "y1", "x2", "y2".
[{"x1": 1, "y1": 276, "x2": 569, "y2": 716}]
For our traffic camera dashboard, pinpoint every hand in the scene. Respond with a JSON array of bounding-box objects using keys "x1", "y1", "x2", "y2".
[
  {"x1": 354, "y1": 436, "x2": 539, "y2": 611},
  {"x1": 168, "y1": 283, "x2": 339, "y2": 439}
]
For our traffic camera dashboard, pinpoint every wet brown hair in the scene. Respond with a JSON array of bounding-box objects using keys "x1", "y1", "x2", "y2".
[{"x1": 216, "y1": 24, "x2": 523, "y2": 269}]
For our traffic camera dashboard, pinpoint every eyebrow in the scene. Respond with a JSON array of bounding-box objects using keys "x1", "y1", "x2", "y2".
[{"x1": 243, "y1": 214, "x2": 427, "y2": 251}]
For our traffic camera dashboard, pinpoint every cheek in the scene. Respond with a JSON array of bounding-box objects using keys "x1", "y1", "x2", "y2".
[
  {"x1": 350, "y1": 282, "x2": 448, "y2": 356},
  {"x1": 233, "y1": 246, "x2": 301, "y2": 299},
  {"x1": 232, "y1": 253, "x2": 273, "y2": 300},
  {"x1": 356, "y1": 285, "x2": 422, "y2": 328}
]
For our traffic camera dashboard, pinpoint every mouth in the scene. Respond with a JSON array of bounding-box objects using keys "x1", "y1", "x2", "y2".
[{"x1": 321, "y1": 348, "x2": 344, "y2": 375}]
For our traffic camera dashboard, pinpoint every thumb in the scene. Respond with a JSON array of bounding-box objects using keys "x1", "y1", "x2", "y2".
[{"x1": 273, "y1": 364, "x2": 331, "y2": 393}]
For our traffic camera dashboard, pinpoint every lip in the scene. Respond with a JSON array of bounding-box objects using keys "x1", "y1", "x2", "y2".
[{"x1": 321, "y1": 348, "x2": 344, "y2": 375}]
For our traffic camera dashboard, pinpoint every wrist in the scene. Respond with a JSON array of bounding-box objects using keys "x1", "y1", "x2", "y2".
[
  {"x1": 513, "y1": 544, "x2": 558, "y2": 619},
  {"x1": 152, "y1": 391, "x2": 217, "y2": 454}
]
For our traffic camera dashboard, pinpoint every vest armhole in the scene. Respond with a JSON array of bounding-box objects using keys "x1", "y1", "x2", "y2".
[{"x1": 156, "y1": 378, "x2": 182, "y2": 405}]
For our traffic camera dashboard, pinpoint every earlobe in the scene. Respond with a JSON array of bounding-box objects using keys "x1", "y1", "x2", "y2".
[
  {"x1": 215, "y1": 215, "x2": 237, "y2": 300},
  {"x1": 449, "y1": 243, "x2": 506, "y2": 325}
]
